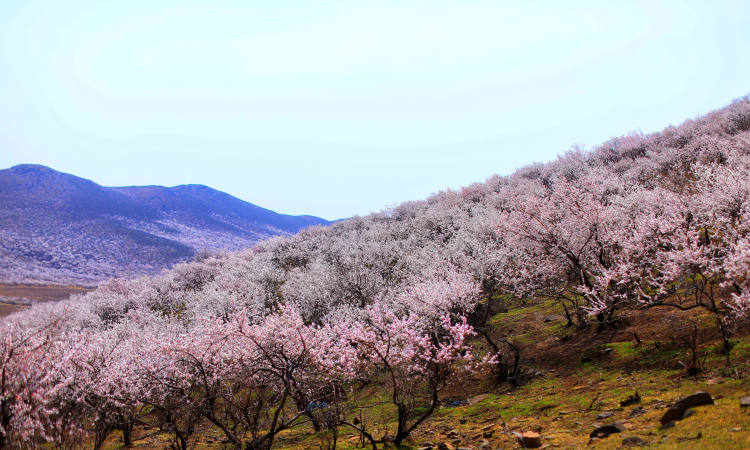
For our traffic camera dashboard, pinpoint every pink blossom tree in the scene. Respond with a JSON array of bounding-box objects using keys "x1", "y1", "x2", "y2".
[{"x1": 339, "y1": 302, "x2": 485, "y2": 447}]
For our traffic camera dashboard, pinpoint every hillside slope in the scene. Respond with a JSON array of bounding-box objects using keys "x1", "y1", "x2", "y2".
[
  {"x1": 0, "y1": 164, "x2": 329, "y2": 285},
  {"x1": 2, "y1": 96, "x2": 750, "y2": 449}
]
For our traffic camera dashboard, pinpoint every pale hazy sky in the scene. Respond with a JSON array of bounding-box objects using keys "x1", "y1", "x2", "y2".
[{"x1": 1, "y1": 1, "x2": 749, "y2": 219}]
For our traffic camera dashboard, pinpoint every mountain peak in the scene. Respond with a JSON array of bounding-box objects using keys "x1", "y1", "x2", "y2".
[{"x1": 8, "y1": 164, "x2": 57, "y2": 174}]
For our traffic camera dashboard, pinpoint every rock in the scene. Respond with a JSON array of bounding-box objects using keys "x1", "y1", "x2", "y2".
[
  {"x1": 621, "y1": 436, "x2": 649, "y2": 447},
  {"x1": 659, "y1": 420, "x2": 675, "y2": 430},
  {"x1": 437, "y1": 443, "x2": 456, "y2": 450},
  {"x1": 660, "y1": 391, "x2": 714, "y2": 425},
  {"x1": 481, "y1": 424, "x2": 494, "y2": 431},
  {"x1": 446, "y1": 429, "x2": 459, "y2": 438},
  {"x1": 477, "y1": 439, "x2": 490, "y2": 449},
  {"x1": 471, "y1": 433, "x2": 482, "y2": 440},
  {"x1": 730, "y1": 427, "x2": 742, "y2": 432},
  {"x1": 517, "y1": 431, "x2": 542, "y2": 448},
  {"x1": 596, "y1": 411, "x2": 614, "y2": 420},
  {"x1": 682, "y1": 409, "x2": 695, "y2": 419},
  {"x1": 676, "y1": 432, "x2": 703, "y2": 442},
  {"x1": 482, "y1": 430, "x2": 493, "y2": 438},
  {"x1": 620, "y1": 391, "x2": 641, "y2": 407},
  {"x1": 450, "y1": 438, "x2": 462, "y2": 445},
  {"x1": 589, "y1": 421, "x2": 626, "y2": 438},
  {"x1": 628, "y1": 406, "x2": 646, "y2": 418},
  {"x1": 741, "y1": 396, "x2": 750, "y2": 407}
]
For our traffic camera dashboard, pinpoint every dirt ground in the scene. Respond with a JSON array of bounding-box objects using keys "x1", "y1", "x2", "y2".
[{"x1": 0, "y1": 283, "x2": 95, "y2": 317}]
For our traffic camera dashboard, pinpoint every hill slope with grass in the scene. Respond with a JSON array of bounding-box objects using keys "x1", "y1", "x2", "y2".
[{"x1": 2, "y1": 96, "x2": 750, "y2": 449}]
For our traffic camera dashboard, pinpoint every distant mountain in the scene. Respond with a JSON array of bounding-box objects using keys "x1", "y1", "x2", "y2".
[{"x1": 0, "y1": 164, "x2": 330, "y2": 285}]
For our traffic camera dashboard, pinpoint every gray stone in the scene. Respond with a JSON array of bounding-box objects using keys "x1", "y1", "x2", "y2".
[
  {"x1": 590, "y1": 421, "x2": 627, "y2": 438},
  {"x1": 628, "y1": 406, "x2": 646, "y2": 418},
  {"x1": 596, "y1": 411, "x2": 614, "y2": 420}
]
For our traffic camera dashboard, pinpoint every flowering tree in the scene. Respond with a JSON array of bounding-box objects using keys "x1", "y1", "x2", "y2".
[
  {"x1": 339, "y1": 302, "x2": 485, "y2": 446},
  {"x1": 0, "y1": 316, "x2": 76, "y2": 447},
  {"x1": 498, "y1": 169, "x2": 627, "y2": 328}
]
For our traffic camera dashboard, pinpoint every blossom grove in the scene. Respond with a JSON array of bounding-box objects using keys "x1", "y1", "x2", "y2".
[{"x1": 1, "y1": 97, "x2": 750, "y2": 447}]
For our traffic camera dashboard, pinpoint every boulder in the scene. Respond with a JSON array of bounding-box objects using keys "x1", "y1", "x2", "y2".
[
  {"x1": 517, "y1": 431, "x2": 542, "y2": 448},
  {"x1": 628, "y1": 406, "x2": 646, "y2": 418},
  {"x1": 660, "y1": 391, "x2": 714, "y2": 425},
  {"x1": 589, "y1": 421, "x2": 626, "y2": 438}
]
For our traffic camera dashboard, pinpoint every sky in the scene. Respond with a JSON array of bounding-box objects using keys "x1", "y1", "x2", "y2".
[{"x1": 1, "y1": 1, "x2": 749, "y2": 220}]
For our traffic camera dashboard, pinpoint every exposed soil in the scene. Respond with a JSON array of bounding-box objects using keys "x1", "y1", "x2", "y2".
[{"x1": 0, "y1": 283, "x2": 95, "y2": 317}]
